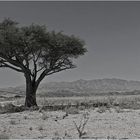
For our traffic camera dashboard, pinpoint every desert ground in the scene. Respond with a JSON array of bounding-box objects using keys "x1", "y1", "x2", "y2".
[{"x1": 1, "y1": 95, "x2": 140, "y2": 139}]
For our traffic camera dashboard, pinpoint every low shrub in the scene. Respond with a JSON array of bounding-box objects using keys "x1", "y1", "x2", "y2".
[
  {"x1": 73, "y1": 112, "x2": 90, "y2": 138},
  {"x1": 23, "y1": 115, "x2": 28, "y2": 120},
  {"x1": 78, "y1": 106, "x2": 86, "y2": 110},
  {"x1": 38, "y1": 125, "x2": 44, "y2": 131},
  {"x1": 115, "y1": 106, "x2": 124, "y2": 113},
  {"x1": 0, "y1": 103, "x2": 25, "y2": 114},
  {"x1": 96, "y1": 106, "x2": 107, "y2": 113},
  {"x1": 9, "y1": 119, "x2": 17, "y2": 125},
  {"x1": 26, "y1": 106, "x2": 39, "y2": 111},
  {"x1": 65, "y1": 107, "x2": 79, "y2": 114},
  {"x1": 29, "y1": 127, "x2": 33, "y2": 131},
  {"x1": 41, "y1": 112, "x2": 49, "y2": 120},
  {"x1": 118, "y1": 100, "x2": 140, "y2": 109}
]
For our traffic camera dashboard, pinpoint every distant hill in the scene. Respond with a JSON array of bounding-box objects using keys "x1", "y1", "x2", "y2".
[{"x1": 1, "y1": 78, "x2": 140, "y2": 97}]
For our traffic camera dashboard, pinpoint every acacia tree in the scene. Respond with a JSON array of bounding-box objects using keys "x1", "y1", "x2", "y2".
[{"x1": 0, "y1": 19, "x2": 87, "y2": 107}]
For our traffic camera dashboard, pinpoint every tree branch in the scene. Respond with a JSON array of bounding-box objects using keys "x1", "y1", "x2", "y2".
[
  {"x1": 0, "y1": 54, "x2": 32, "y2": 75},
  {"x1": 36, "y1": 65, "x2": 73, "y2": 87},
  {"x1": 0, "y1": 62, "x2": 23, "y2": 72},
  {"x1": 37, "y1": 65, "x2": 45, "y2": 72}
]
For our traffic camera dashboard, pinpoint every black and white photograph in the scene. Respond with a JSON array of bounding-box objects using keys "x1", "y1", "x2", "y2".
[{"x1": 1, "y1": 0, "x2": 140, "y2": 139}]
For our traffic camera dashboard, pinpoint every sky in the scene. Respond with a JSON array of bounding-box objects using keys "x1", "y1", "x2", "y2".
[{"x1": 0, "y1": 1, "x2": 140, "y2": 87}]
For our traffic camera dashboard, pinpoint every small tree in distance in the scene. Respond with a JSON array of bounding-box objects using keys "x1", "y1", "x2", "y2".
[{"x1": 0, "y1": 19, "x2": 87, "y2": 107}]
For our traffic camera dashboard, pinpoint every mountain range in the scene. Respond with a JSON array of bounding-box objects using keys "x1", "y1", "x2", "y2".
[{"x1": 1, "y1": 78, "x2": 140, "y2": 97}]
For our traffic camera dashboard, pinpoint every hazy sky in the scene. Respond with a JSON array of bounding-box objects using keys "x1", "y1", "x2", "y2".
[{"x1": 0, "y1": 1, "x2": 140, "y2": 87}]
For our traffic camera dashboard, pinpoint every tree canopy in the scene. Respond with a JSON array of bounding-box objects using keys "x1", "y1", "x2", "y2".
[{"x1": 0, "y1": 19, "x2": 87, "y2": 107}]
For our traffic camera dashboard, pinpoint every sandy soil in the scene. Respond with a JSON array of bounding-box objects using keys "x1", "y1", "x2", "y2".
[{"x1": 1, "y1": 108, "x2": 140, "y2": 139}]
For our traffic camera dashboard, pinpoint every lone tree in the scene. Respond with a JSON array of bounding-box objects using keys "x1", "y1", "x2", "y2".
[{"x1": 0, "y1": 19, "x2": 87, "y2": 107}]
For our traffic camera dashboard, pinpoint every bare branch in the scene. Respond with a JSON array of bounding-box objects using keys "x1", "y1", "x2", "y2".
[
  {"x1": 0, "y1": 62, "x2": 23, "y2": 72},
  {"x1": 37, "y1": 65, "x2": 45, "y2": 72},
  {"x1": 0, "y1": 54, "x2": 31, "y2": 75},
  {"x1": 36, "y1": 65, "x2": 74, "y2": 87}
]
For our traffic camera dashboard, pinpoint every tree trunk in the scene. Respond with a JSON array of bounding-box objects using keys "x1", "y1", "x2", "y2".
[
  {"x1": 25, "y1": 88, "x2": 37, "y2": 108},
  {"x1": 25, "y1": 78, "x2": 38, "y2": 108}
]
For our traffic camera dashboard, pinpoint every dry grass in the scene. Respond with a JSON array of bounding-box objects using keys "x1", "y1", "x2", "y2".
[
  {"x1": 9, "y1": 119, "x2": 17, "y2": 125},
  {"x1": 5, "y1": 94, "x2": 140, "y2": 110},
  {"x1": 65, "y1": 107, "x2": 79, "y2": 115},
  {"x1": 41, "y1": 112, "x2": 49, "y2": 120},
  {"x1": 2, "y1": 94, "x2": 140, "y2": 139},
  {"x1": 96, "y1": 106, "x2": 108, "y2": 113},
  {"x1": 1, "y1": 107, "x2": 140, "y2": 139},
  {"x1": 38, "y1": 125, "x2": 44, "y2": 131},
  {"x1": 1, "y1": 95, "x2": 140, "y2": 115},
  {"x1": 0, "y1": 133, "x2": 9, "y2": 139},
  {"x1": 23, "y1": 115, "x2": 28, "y2": 120},
  {"x1": 114, "y1": 106, "x2": 124, "y2": 113},
  {"x1": 37, "y1": 95, "x2": 140, "y2": 111}
]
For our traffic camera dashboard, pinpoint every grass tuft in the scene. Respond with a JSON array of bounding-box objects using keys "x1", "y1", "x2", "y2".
[
  {"x1": 0, "y1": 133, "x2": 9, "y2": 139},
  {"x1": 65, "y1": 107, "x2": 79, "y2": 114}
]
